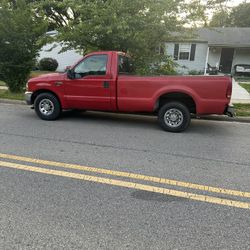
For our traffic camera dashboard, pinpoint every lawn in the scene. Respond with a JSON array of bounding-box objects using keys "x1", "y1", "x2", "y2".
[
  {"x1": 234, "y1": 103, "x2": 250, "y2": 117},
  {"x1": 234, "y1": 76, "x2": 250, "y2": 82},
  {"x1": 239, "y1": 83, "x2": 250, "y2": 93},
  {"x1": 0, "y1": 80, "x2": 6, "y2": 86},
  {"x1": 0, "y1": 89, "x2": 24, "y2": 101}
]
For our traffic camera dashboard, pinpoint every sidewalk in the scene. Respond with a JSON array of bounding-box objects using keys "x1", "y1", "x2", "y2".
[{"x1": 231, "y1": 78, "x2": 250, "y2": 104}]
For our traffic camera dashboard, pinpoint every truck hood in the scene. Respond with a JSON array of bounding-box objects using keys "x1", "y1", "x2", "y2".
[{"x1": 29, "y1": 72, "x2": 66, "y2": 82}]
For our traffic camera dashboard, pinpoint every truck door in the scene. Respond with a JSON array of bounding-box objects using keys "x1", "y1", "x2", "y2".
[{"x1": 64, "y1": 54, "x2": 112, "y2": 110}]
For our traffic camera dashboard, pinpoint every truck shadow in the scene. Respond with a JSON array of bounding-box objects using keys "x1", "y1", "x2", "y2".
[
  {"x1": 62, "y1": 110, "x2": 158, "y2": 128},
  {"x1": 61, "y1": 110, "x2": 232, "y2": 135}
]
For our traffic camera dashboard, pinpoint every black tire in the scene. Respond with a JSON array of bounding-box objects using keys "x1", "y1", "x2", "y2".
[
  {"x1": 158, "y1": 102, "x2": 191, "y2": 132},
  {"x1": 34, "y1": 93, "x2": 61, "y2": 120}
]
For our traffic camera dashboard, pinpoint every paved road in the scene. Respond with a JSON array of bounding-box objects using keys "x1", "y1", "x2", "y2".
[{"x1": 0, "y1": 104, "x2": 250, "y2": 250}]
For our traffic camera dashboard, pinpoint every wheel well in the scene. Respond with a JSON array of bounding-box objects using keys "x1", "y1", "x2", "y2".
[
  {"x1": 157, "y1": 92, "x2": 196, "y2": 114},
  {"x1": 31, "y1": 90, "x2": 61, "y2": 106}
]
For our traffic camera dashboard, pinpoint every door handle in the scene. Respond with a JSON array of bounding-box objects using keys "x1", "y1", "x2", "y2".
[
  {"x1": 55, "y1": 81, "x2": 63, "y2": 86},
  {"x1": 103, "y1": 81, "x2": 110, "y2": 88}
]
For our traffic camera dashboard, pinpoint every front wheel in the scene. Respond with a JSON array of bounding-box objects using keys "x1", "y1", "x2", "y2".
[
  {"x1": 158, "y1": 102, "x2": 191, "y2": 132},
  {"x1": 34, "y1": 93, "x2": 61, "y2": 120}
]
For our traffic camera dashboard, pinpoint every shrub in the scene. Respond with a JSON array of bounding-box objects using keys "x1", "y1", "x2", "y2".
[
  {"x1": 188, "y1": 70, "x2": 203, "y2": 75},
  {"x1": 136, "y1": 55, "x2": 178, "y2": 76},
  {"x1": 0, "y1": 0, "x2": 47, "y2": 93},
  {"x1": 39, "y1": 58, "x2": 58, "y2": 71}
]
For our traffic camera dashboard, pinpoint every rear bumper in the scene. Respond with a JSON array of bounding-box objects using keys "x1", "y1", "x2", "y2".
[
  {"x1": 25, "y1": 91, "x2": 33, "y2": 105},
  {"x1": 224, "y1": 105, "x2": 235, "y2": 117}
]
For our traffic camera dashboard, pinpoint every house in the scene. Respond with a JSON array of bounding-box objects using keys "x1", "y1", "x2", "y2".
[
  {"x1": 38, "y1": 31, "x2": 82, "y2": 72},
  {"x1": 165, "y1": 27, "x2": 250, "y2": 74}
]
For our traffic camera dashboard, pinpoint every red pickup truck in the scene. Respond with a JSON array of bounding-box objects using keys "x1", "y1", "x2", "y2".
[{"x1": 25, "y1": 51, "x2": 234, "y2": 132}]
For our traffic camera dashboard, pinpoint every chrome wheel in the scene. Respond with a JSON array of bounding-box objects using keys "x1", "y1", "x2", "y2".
[
  {"x1": 164, "y1": 108, "x2": 183, "y2": 128},
  {"x1": 39, "y1": 99, "x2": 55, "y2": 116}
]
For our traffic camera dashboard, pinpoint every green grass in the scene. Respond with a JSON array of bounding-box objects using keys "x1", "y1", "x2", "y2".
[
  {"x1": 234, "y1": 76, "x2": 250, "y2": 82},
  {"x1": 239, "y1": 83, "x2": 250, "y2": 93},
  {"x1": 0, "y1": 81, "x2": 6, "y2": 86},
  {"x1": 234, "y1": 103, "x2": 250, "y2": 117},
  {"x1": 0, "y1": 89, "x2": 24, "y2": 100}
]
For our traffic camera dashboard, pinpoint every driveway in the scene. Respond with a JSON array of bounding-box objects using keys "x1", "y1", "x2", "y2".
[{"x1": 231, "y1": 78, "x2": 250, "y2": 103}]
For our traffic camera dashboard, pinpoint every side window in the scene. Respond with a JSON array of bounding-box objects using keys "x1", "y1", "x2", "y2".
[
  {"x1": 118, "y1": 55, "x2": 135, "y2": 74},
  {"x1": 74, "y1": 55, "x2": 108, "y2": 78}
]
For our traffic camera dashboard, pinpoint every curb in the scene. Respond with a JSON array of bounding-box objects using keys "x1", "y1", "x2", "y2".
[
  {"x1": 193, "y1": 115, "x2": 250, "y2": 123},
  {"x1": 1, "y1": 98, "x2": 250, "y2": 123},
  {"x1": 0, "y1": 98, "x2": 26, "y2": 105}
]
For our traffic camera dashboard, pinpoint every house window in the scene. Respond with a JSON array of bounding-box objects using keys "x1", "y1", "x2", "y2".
[
  {"x1": 174, "y1": 43, "x2": 196, "y2": 61},
  {"x1": 179, "y1": 44, "x2": 191, "y2": 60},
  {"x1": 155, "y1": 45, "x2": 165, "y2": 55}
]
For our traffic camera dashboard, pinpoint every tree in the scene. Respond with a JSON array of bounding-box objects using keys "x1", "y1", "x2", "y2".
[
  {"x1": 184, "y1": 0, "x2": 231, "y2": 27},
  {"x1": 0, "y1": 0, "x2": 47, "y2": 92},
  {"x1": 209, "y1": 2, "x2": 250, "y2": 27},
  {"x1": 28, "y1": 0, "x2": 78, "y2": 31},
  {"x1": 209, "y1": 10, "x2": 230, "y2": 27},
  {"x1": 230, "y1": 2, "x2": 250, "y2": 27},
  {"x1": 44, "y1": 0, "x2": 184, "y2": 74}
]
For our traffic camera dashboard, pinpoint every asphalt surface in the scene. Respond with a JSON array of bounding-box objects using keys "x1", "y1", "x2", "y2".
[{"x1": 0, "y1": 103, "x2": 250, "y2": 250}]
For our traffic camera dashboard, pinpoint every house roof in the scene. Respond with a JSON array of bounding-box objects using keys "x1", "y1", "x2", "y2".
[
  {"x1": 171, "y1": 27, "x2": 250, "y2": 48},
  {"x1": 196, "y1": 28, "x2": 250, "y2": 47}
]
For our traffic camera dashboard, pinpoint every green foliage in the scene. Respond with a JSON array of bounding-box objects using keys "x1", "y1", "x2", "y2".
[
  {"x1": 0, "y1": 89, "x2": 24, "y2": 100},
  {"x1": 234, "y1": 103, "x2": 250, "y2": 117},
  {"x1": 52, "y1": 0, "x2": 183, "y2": 75},
  {"x1": 230, "y1": 3, "x2": 250, "y2": 27},
  {"x1": 188, "y1": 70, "x2": 203, "y2": 75},
  {"x1": 239, "y1": 83, "x2": 250, "y2": 94},
  {"x1": 209, "y1": 10, "x2": 230, "y2": 27},
  {"x1": 183, "y1": 0, "x2": 229, "y2": 27},
  {"x1": 138, "y1": 55, "x2": 177, "y2": 76},
  {"x1": 0, "y1": 0, "x2": 47, "y2": 92},
  {"x1": 39, "y1": 58, "x2": 58, "y2": 71},
  {"x1": 210, "y1": 2, "x2": 250, "y2": 27}
]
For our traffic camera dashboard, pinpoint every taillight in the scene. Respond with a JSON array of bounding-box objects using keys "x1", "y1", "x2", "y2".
[{"x1": 226, "y1": 78, "x2": 232, "y2": 99}]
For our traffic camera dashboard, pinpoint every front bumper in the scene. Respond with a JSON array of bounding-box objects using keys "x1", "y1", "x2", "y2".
[
  {"x1": 224, "y1": 105, "x2": 235, "y2": 117},
  {"x1": 25, "y1": 91, "x2": 33, "y2": 105}
]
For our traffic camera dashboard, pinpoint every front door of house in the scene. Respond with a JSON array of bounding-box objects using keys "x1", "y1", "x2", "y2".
[{"x1": 220, "y1": 48, "x2": 235, "y2": 73}]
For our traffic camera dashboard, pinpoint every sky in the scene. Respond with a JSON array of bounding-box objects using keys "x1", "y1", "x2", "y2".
[{"x1": 230, "y1": 0, "x2": 250, "y2": 6}]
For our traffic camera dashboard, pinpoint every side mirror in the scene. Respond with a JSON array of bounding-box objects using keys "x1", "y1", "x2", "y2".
[{"x1": 67, "y1": 69, "x2": 75, "y2": 79}]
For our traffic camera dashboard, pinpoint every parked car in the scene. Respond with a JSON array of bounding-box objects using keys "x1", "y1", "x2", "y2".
[
  {"x1": 233, "y1": 64, "x2": 250, "y2": 76},
  {"x1": 25, "y1": 51, "x2": 234, "y2": 132}
]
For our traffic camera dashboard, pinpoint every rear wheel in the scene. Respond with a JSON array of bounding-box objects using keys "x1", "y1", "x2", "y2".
[
  {"x1": 34, "y1": 93, "x2": 61, "y2": 120},
  {"x1": 158, "y1": 102, "x2": 190, "y2": 132}
]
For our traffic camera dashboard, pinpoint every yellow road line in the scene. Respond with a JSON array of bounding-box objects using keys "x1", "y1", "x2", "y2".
[
  {"x1": 0, "y1": 153, "x2": 249, "y2": 198},
  {"x1": 0, "y1": 160, "x2": 249, "y2": 210}
]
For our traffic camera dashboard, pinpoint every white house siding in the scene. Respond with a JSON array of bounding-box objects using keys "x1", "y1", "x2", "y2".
[
  {"x1": 165, "y1": 42, "x2": 208, "y2": 74},
  {"x1": 232, "y1": 48, "x2": 250, "y2": 66},
  {"x1": 38, "y1": 42, "x2": 83, "y2": 72}
]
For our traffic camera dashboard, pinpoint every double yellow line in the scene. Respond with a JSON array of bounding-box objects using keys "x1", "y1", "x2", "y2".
[{"x1": 0, "y1": 153, "x2": 249, "y2": 210}]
